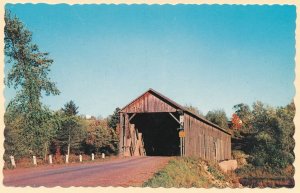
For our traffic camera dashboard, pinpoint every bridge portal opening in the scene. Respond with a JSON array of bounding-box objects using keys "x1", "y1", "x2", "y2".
[{"x1": 130, "y1": 112, "x2": 180, "y2": 156}]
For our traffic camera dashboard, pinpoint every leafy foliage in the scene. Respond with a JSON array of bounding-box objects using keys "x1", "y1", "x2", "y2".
[
  {"x1": 205, "y1": 109, "x2": 229, "y2": 130},
  {"x1": 233, "y1": 103, "x2": 253, "y2": 133},
  {"x1": 107, "y1": 107, "x2": 120, "y2": 130},
  {"x1": 55, "y1": 101, "x2": 86, "y2": 155},
  {"x1": 4, "y1": 10, "x2": 60, "y2": 158},
  {"x1": 84, "y1": 118, "x2": 119, "y2": 155},
  {"x1": 233, "y1": 101, "x2": 295, "y2": 169},
  {"x1": 62, "y1": 100, "x2": 79, "y2": 116},
  {"x1": 231, "y1": 113, "x2": 242, "y2": 130}
]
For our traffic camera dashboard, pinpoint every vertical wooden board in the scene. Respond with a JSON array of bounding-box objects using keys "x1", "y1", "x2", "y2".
[
  {"x1": 208, "y1": 135, "x2": 210, "y2": 160},
  {"x1": 221, "y1": 139, "x2": 224, "y2": 160},
  {"x1": 225, "y1": 137, "x2": 227, "y2": 159},
  {"x1": 184, "y1": 114, "x2": 189, "y2": 156},
  {"x1": 216, "y1": 139, "x2": 219, "y2": 161},
  {"x1": 227, "y1": 137, "x2": 229, "y2": 159},
  {"x1": 197, "y1": 132, "x2": 200, "y2": 158},
  {"x1": 191, "y1": 118, "x2": 195, "y2": 155},
  {"x1": 227, "y1": 137, "x2": 230, "y2": 159},
  {"x1": 203, "y1": 134, "x2": 205, "y2": 159},
  {"x1": 144, "y1": 93, "x2": 147, "y2": 112},
  {"x1": 229, "y1": 136, "x2": 231, "y2": 159},
  {"x1": 196, "y1": 134, "x2": 199, "y2": 156},
  {"x1": 200, "y1": 134, "x2": 203, "y2": 158},
  {"x1": 119, "y1": 113, "x2": 124, "y2": 154},
  {"x1": 218, "y1": 139, "x2": 221, "y2": 161},
  {"x1": 202, "y1": 134, "x2": 205, "y2": 159},
  {"x1": 208, "y1": 134, "x2": 210, "y2": 160},
  {"x1": 225, "y1": 136, "x2": 227, "y2": 159},
  {"x1": 199, "y1": 133, "x2": 202, "y2": 158},
  {"x1": 221, "y1": 139, "x2": 223, "y2": 161},
  {"x1": 210, "y1": 136, "x2": 213, "y2": 160},
  {"x1": 124, "y1": 114, "x2": 129, "y2": 138},
  {"x1": 149, "y1": 94, "x2": 153, "y2": 112},
  {"x1": 219, "y1": 139, "x2": 221, "y2": 161},
  {"x1": 186, "y1": 114, "x2": 189, "y2": 156}
]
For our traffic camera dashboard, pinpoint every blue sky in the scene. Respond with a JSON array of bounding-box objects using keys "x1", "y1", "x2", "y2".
[{"x1": 4, "y1": 4, "x2": 296, "y2": 118}]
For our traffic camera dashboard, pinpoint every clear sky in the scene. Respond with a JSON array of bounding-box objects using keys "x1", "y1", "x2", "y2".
[{"x1": 4, "y1": 4, "x2": 296, "y2": 118}]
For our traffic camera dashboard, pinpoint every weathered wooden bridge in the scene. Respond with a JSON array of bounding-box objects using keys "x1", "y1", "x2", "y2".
[{"x1": 118, "y1": 89, "x2": 231, "y2": 161}]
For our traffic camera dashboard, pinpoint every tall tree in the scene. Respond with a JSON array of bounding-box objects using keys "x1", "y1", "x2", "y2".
[
  {"x1": 108, "y1": 107, "x2": 120, "y2": 130},
  {"x1": 58, "y1": 101, "x2": 85, "y2": 157},
  {"x1": 4, "y1": 10, "x2": 60, "y2": 157},
  {"x1": 233, "y1": 101, "x2": 295, "y2": 168},
  {"x1": 62, "y1": 100, "x2": 78, "y2": 116},
  {"x1": 233, "y1": 103, "x2": 253, "y2": 133},
  {"x1": 250, "y1": 101, "x2": 295, "y2": 168},
  {"x1": 85, "y1": 118, "x2": 119, "y2": 155}
]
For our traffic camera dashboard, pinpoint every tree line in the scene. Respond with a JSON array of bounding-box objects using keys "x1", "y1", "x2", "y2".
[
  {"x1": 4, "y1": 10, "x2": 119, "y2": 164},
  {"x1": 197, "y1": 102, "x2": 295, "y2": 171}
]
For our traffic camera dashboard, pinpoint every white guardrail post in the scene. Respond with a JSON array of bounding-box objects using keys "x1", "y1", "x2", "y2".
[
  {"x1": 10, "y1": 155, "x2": 16, "y2": 168},
  {"x1": 33, "y1": 156, "x2": 37, "y2": 166},
  {"x1": 49, "y1": 155, "x2": 53, "y2": 164}
]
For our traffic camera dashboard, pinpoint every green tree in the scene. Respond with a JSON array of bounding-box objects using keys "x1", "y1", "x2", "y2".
[
  {"x1": 108, "y1": 107, "x2": 120, "y2": 130},
  {"x1": 4, "y1": 108, "x2": 28, "y2": 160},
  {"x1": 205, "y1": 110, "x2": 229, "y2": 130},
  {"x1": 85, "y1": 118, "x2": 119, "y2": 155},
  {"x1": 57, "y1": 101, "x2": 86, "y2": 156},
  {"x1": 276, "y1": 102, "x2": 295, "y2": 156},
  {"x1": 233, "y1": 103, "x2": 253, "y2": 133},
  {"x1": 62, "y1": 100, "x2": 78, "y2": 116},
  {"x1": 4, "y1": 10, "x2": 60, "y2": 158},
  {"x1": 240, "y1": 101, "x2": 295, "y2": 168}
]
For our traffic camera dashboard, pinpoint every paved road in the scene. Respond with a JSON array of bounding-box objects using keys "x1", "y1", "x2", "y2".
[{"x1": 3, "y1": 156, "x2": 170, "y2": 187}]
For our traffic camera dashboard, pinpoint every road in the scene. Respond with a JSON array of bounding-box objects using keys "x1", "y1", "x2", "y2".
[{"x1": 3, "y1": 156, "x2": 170, "y2": 187}]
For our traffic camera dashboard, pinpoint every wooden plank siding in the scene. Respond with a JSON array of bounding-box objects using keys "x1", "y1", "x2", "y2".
[
  {"x1": 122, "y1": 92, "x2": 177, "y2": 113},
  {"x1": 184, "y1": 113, "x2": 231, "y2": 161}
]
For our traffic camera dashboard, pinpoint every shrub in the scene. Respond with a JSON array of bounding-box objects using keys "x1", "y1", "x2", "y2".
[{"x1": 232, "y1": 150, "x2": 248, "y2": 167}]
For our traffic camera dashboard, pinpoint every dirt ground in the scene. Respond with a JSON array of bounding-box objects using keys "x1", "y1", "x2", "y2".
[{"x1": 3, "y1": 156, "x2": 170, "y2": 187}]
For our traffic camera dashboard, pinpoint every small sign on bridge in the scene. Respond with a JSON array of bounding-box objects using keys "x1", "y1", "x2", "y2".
[{"x1": 179, "y1": 130, "x2": 185, "y2": 138}]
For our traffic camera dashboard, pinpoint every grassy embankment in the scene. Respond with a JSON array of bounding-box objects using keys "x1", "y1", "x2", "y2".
[
  {"x1": 144, "y1": 155, "x2": 295, "y2": 188},
  {"x1": 143, "y1": 157, "x2": 241, "y2": 188}
]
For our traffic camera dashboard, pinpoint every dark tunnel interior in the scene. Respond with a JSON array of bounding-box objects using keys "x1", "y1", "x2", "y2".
[{"x1": 130, "y1": 112, "x2": 180, "y2": 156}]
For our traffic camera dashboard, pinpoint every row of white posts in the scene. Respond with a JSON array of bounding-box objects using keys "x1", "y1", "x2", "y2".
[{"x1": 9, "y1": 153, "x2": 106, "y2": 168}]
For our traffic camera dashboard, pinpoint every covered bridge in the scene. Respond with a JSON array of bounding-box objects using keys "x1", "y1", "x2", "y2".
[{"x1": 118, "y1": 89, "x2": 231, "y2": 161}]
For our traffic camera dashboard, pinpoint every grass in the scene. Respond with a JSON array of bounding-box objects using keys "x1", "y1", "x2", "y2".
[{"x1": 143, "y1": 157, "x2": 240, "y2": 188}]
